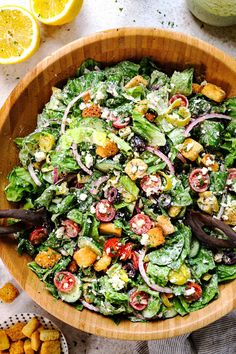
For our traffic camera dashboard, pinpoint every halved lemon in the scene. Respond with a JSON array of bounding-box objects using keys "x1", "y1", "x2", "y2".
[
  {"x1": 30, "y1": 0, "x2": 83, "y2": 26},
  {"x1": 0, "y1": 6, "x2": 40, "y2": 65}
]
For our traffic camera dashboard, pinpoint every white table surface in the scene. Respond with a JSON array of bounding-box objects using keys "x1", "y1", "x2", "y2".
[{"x1": 0, "y1": 1, "x2": 236, "y2": 353}]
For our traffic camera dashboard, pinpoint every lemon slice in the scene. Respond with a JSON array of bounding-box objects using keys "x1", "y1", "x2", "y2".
[
  {"x1": 0, "y1": 6, "x2": 40, "y2": 65},
  {"x1": 30, "y1": 0, "x2": 83, "y2": 26}
]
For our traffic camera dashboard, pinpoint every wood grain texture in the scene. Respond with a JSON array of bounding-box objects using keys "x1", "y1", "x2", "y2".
[{"x1": 0, "y1": 28, "x2": 236, "y2": 340}]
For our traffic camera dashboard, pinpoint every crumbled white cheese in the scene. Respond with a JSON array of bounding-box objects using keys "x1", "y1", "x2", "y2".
[
  {"x1": 184, "y1": 287, "x2": 196, "y2": 296},
  {"x1": 90, "y1": 205, "x2": 96, "y2": 214},
  {"x1": 140, "y1": 233, "x2": 149, "y2": 246},
  {"x1": 201, "y1": 167, "x2": 208, "y2": 175},
  {"x1": 55, "y1": 227, "x2": 65, "y2": 239},
  {"x1": 34, "y1": 151, "x2": 46, "y2": 162},
  {"x1": 109, "y1": 273, "x2": 125, "y2": 291},
  {"x1": 136, "y1": 219, "x2": 145, "y2": 228},
  {"x1": 98, "y1": 203, "x2": 108, "y2": 214},
  {"x1": 79, "y1": 193, "x2": 88, "y2": 201},
  {"x1": 79, "y1": 102, "x2": 87, "y2": 110},
  {"x1": 185, "y1": 142, "x2": 194, "y2": 152},
  {"x1": 85, "y1": 153, "x2": 93, "y2": 168}
]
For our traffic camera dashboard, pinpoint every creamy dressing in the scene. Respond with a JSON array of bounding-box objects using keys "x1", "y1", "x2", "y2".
[{"x1": 186, "y1": 0, "x2": 236, "y2": 26}]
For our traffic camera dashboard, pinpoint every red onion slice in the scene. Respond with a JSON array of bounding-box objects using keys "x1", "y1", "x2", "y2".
[
  {"x1": 146, "y1": 146, "x2": 175, "y2": 175},
  {"x1": 177, "y1": 152, "x2": 187, "y2": 164},
  {"x1": 81, "y1": 300, "x2": 99, "y2": 312},
  {"x1": 60, "y1": 90, "x2": 90, "y2": 135},
  {"x1": 138, "y1": 249, "x2": 172, "y2": 294},
  {"x1": 28, "y1": 163, "x2": 42, "y2": 187},
  {"x1": 53, "y1": 168, "x2": 59, "y2": 184},
  {"x1": 90, "y1": 176, "x2": 109, "y2": 195},
  {"x1": 72, "y1": 143, "x2": 92, "y2": 175},
  {"x1": 184, "y1": 113, "x2": 232, "y2": 137}
]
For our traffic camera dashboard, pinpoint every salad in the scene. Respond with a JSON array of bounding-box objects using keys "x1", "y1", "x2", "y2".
[{"x1": 4, "y1": 58, "x2": 236, "y2": 322}]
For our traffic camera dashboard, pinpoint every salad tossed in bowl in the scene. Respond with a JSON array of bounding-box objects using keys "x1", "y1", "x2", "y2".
[{"x1": 3, "y1": 58, "x2": 236, "y2": 322}]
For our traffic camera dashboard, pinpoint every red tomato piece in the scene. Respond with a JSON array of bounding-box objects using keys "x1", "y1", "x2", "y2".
[
  {"x1": 95, "y1": 200, "x2": 116, "y2": 222},
  {"x1": 129, "y1": 214, "x2": 152, "y2": 235},
  {"x1": 62, "y1": 220, "x2": 80, "y2": 238},
  {"x1": 112, "y1": 117, "x2": 130, "y2": 129},
  {"x1": 145, "y1": 113, "x2": 156, "y2": 122},
  {"x1": 189, "y1": 168, "x2": 210, "y2": 192},
  {"x1": 54, "y1": 271, "x2": 76, "y2": 293},
  {"x1": 129, "y1": 291, "x2": 149, "y2": 311},
  {"x1": 104, "y1": 237, "x2": 122, "y2": 258},
  {"x1": 184, "y1": 282, "x2": 203, "y2": 302},
  {"x1": 227, "y1": 168, "x2": 236, "y2": 191},
  {"x1": 140, "y1": 174, "x2": 162, "y2": 196},
  {"x1": 131, "y1": 251, "x2": 139, "y2": 270},
  {"x1": 169, "y1": 94, "x2": 189, "y2": 107},
  {"x1": 29, "y1": 227, "x2": 48, "y2": 246},
  {"x1": 119, "y1": 242, "x2": 134, "y2": 261}
]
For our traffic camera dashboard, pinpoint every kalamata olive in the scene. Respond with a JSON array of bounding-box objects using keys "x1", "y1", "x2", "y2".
[
  {"x1": 130, "y1": 135, "x2": 146, "y2": 152},
  {"x1": 123, "y1": 263, "x2": 136, "y2": 278},
  {"x1": 222, "y1": 251, "x2": 236, "y2": 265},
  {"x1": 157, "y1": 194, "x2": 172, "y2": 208},
  {"x1": 105, "y1": 187, "x2": 119, "y2": 203},
  {"x1": 160, "y1": 144, "x2": 170, "y2": 155}
]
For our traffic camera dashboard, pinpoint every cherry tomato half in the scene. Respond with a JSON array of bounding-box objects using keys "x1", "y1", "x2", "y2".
[
  {"x1": 145, "y1": 113, "x2": 156, "y2": 122},
  {"x1": 112, "y1": 117, "x2": 130, "y2": 129},
  {"x1": 129, "y1": 214, "x2": 152, "y2": 235},
  {"x1": 184, "y1": 282, "x2": 202, "y2": 302},
  {"x1": 129, "y1": 291, "x2": 149, "y2": 311},
  {"x1": 95, "y1": 200, "x2": 116, "y2": 222},
  {"x1": 140, "y1": 174, "x2": 162, "y2": 196},
  {"x1": 131, "y1": 251, "x2": 139, "y2": 270},
  {"x1": 119, "y1": 242, "x2": 134, "y2": 261},
  {"x1": 62, "y1": 220, "x2": 80, "y2": 238},
  {"x1": 54, "y1": 271, "x2": 76, "y2": 293},
  {"x1": 189, "y1": 168, "x2": 210, "y2": 192},
  {"x1": 104, "y1": 238, "x2": 122, "y2": 258},
  {"x1": 227, "y1": 168, "x2": 236, "y2": 192},
  {"x1": 29, "y1": 227, "x2": 48, "y2": 246},
  {"x1": 169, "y1": 94, "x2": 189, "y2": 108}
]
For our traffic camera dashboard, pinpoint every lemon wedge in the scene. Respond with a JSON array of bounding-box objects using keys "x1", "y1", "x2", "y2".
[
  {"x1": 30, "y1": 0, "x2": 83, "y2": 26},
  {"x1": 0, "y1": 6, "x2": 40, "y2": 65}
]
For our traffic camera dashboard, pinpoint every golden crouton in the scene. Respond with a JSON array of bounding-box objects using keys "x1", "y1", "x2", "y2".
[
  {"x1": 94, "y1": 254, "x2": 112, "y2": 272},
  {"x1": 96, "y1": 139, "x2": 119, "y2": 158},
  {"x1": 197, "y1": 191, "x2": 219, "y2": 214},
  {"x1": 201, "y1": 83, "x2": 226, "y2": 103},
  {"x1": 39, "y1": 329, "x2": 59, "y2": 342},
  {"x1": 125, "y1": 158, "x2": 148, "y2": 180},
  {"x1": 201, "y1": 154, "x2": 219, "y2": 172},
  {"x1": 23, "y1": 339, "x2": 34, "y2": 354},
  {"x1": 83, "y1": 92, "x2": 91, "y2": 103},
  {"x1": 180, "y1": 138, "x2": 203, "y2": 162},
  {"x1": 37, "y1": 326, "x2": 45, "y2": 333},
  {"x1": 9, "y1": 340, "x2": 24, "y2": 354},
  {"x1": 156, "y1": 215, "x2": 175, "y2": 235},
  {"x1": 73, "y1": 247, "x2": 97, "y2": 268},
  {"x1": 40, "y1": 340, "x2": 61, "y2": 354},
  {"x1": 35, "y1": 248, "x2": 61, "y2": 269},
  {"x1": 222, "y1": 206, "x2": 236, "y2": 226},
  {"x1": 147, "y1": 227, "x2": 165, "y2": 247},
  {"x1": 31, "y1": 330, "x2": 41, "y2": 351},
  {"x1": 192, "y1": 83, "x2": 202, "y2": 94},
  {"x1": 0, "y1": 283, "x2": 19, "y2": 304},
  {"x1": 99, "y1": 223, "x2": 122, "y2": 237},
  {"x1": 22, "y1": 318, "x2": 40, "y2": 338},
  {"x1": 82, "y1": 104, "x2": 101, "y2": 118},
  {"x1": 134, "y1": 100, "x2": 148, "y2": 115},
  {"x1": 125, "y1": 75, "x2": 148, "y2": 89},
  {"x1": 168, "y1": 206, "x2": 182, "y2": 218},
  {"x1": 0, "y1": 330, "x2": 10, "y2": 351},
  {"x1": 5, "y1": 323, "x2": 25, "y2": 342}
]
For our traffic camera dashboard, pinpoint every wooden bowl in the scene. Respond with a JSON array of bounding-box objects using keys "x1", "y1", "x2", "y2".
[{"x1": 0, "y1": 28, "x2": 236, "y2": 340}]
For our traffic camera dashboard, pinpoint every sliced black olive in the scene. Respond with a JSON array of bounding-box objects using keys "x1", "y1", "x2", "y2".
[{"x1": 130, "y1": 135, "x2": 146, "y2": 153}]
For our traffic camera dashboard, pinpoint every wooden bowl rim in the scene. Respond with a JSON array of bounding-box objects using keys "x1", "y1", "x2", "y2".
[{"x1": 0, "y1": 27, "x2": 236, "y2": 340}]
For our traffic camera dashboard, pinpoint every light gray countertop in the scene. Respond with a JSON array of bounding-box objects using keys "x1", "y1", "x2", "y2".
[{"x1": 0, "y1": 1, "x2": 236, "y2": 353}]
